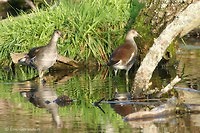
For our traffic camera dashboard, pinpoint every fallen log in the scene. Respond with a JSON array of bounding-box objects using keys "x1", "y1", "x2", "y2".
[
  {"x1": 124, "y1": 88, "x2": 200, "y2": 121},
  {"x1": 124, "y1": 97, "x2": 177, "y2": 121}
]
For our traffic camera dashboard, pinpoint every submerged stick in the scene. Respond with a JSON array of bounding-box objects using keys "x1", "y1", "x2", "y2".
[{"x1": 124, "y1": 97, "x2": 178, "y2": 121}]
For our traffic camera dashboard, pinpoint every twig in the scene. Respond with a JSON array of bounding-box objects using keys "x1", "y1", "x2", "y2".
[{"x1": 157, "y1": 75, "x2": 181, "y2": 97}]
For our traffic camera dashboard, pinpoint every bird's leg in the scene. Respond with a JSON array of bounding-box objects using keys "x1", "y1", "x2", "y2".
[
  {"x1": 114, "y1": 69, "x2": 118, "y2": 76},
  {"x1": 39, "y1": 70, "x2": 43, "y2": 79},
  {"x1": 113, "y1": 69, "x2": 119, "y2": 93},
  {"x1": 125, "y1": 70, "x2": 129, "y2": 92},
  {"x1": 39, "y1": 71, "x2": 46, "y2": 84}
]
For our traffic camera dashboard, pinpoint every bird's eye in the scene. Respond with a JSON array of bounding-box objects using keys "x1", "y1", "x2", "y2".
[{"x1": 56, "y1": 31, "x2": 60, "y2": 34}]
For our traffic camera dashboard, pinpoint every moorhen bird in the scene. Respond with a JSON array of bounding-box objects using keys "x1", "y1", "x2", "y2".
[
  {"x1": 107, "y1": 29, "x2": 140, "y2": 83},
  {"x1": 19, "y1": 30, "x2": 62, "y2": 82}
]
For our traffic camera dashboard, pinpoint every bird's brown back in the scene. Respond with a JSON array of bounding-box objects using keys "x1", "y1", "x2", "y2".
[{"x1": 109, "y1": 40, "x2": 137, "y2": 65}]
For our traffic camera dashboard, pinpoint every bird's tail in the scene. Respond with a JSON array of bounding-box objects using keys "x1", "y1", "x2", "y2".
[
  {"x1": 18, "y1": 57, "x2": 29, "y2": 65},
  {"x1": 18, "y1": 56, "x2": 35, "y2": 68}
]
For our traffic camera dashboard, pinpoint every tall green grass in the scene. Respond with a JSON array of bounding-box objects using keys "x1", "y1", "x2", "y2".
[{"x1": 0, "y1": 0, "x2": 142, "y2": 66}]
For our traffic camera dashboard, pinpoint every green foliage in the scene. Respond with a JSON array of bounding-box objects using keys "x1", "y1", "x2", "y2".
[{"x1": 0, "y1": 0, "x2": 143, "y2": 66}]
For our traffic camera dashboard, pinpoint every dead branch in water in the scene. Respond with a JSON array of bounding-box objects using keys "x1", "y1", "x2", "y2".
[
  {"x1": 124, "y1": 97, "x2": 178, "y2": 121},
  {"x1": 157, "y1": 76, "x2": 181, "y2": 97}
]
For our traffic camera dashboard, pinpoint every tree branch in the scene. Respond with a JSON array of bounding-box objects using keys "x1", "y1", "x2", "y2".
[
  {"x1": 157, "y1": 75, "x2": 181, "y2": 97},
  {"x1": 133, "y1": 1, "x2": 200, "y2": 95}
]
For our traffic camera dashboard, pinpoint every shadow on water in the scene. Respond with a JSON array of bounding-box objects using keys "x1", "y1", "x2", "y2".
[{"x1": 0, "y1": 38, "x2": 200, "y2": 132}]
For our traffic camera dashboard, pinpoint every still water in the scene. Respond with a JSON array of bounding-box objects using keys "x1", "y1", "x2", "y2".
[{"x1": 0, "y1": 39, "x2": 199, "y2": 133}]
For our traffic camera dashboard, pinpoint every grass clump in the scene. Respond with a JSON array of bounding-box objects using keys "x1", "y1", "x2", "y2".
[{"x1": 0, "y1": 0, "x2": 143, "y2": 66}]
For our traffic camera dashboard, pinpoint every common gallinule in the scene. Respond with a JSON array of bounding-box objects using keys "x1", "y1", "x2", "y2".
[
  {"x1": 19, "y1": 30, "x2": 62, "y2": 81},
  {"x1": 107, "y1": 29, "x2": 140, "y2": 82}
]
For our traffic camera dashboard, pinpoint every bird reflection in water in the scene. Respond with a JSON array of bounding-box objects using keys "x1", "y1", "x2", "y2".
[
  {"x1": 19, "y1": 82, "x2": 73, "y2": 128},
  {"x1": 93, "y1": 91, "x2": 134, "y2": 116},
  {"x1": 109, "y1": 91, "x2": 135, "y2": 117}
]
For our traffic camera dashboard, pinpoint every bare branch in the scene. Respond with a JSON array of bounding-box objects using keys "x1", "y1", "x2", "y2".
[
  {"x1": 133, "y1": 1, "x2": 200, "y2": 94},
  {"x1": 157, "y1": 76, "x2": 181, "y2": 97}
]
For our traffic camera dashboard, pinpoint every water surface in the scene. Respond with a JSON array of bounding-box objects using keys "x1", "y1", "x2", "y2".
[{"x1": 0, "y1": 39, "x2": 199, "y2": 133}]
